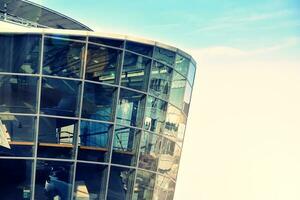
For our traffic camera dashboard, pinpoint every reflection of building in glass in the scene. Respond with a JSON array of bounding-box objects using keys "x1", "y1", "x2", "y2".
[{"x1": 0, "y1": 0, "x2": 196, "y2": 199}]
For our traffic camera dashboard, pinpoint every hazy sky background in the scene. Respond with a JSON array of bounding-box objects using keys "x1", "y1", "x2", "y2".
[{"x1": 32, "y1": 0, "x2": 300, "y2": 199}]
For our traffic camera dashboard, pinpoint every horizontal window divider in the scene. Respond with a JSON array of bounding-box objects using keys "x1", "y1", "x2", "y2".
[
  {"x1": 39, "y1": 113, "x2": 80, "y2": 120},
  {"x1": 87, "y1": 41, "x2": 124, "y2": 51},
  {"x1": 0, "y1": 72, "x2": 40, "y2": 76},
  {"x1": 83, "y1": 79, "x2": 119, "y2": 88},
  {"x1": 41, "y1": 74, "x2": 83, "y2": 82}
]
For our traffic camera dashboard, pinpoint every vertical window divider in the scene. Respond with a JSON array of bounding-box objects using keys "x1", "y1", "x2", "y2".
[
  {"x1": 103, "y1": 40, "x2": 126, "y2": 200},
  {"x1": 31, "y1": 33, "x2": 44, "y2": 200},
  {"x1": 70, "y1": 35, "x2": 89, "y2": 200}
]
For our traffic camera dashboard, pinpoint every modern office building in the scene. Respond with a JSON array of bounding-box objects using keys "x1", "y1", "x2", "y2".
[{"x1": 0, "y1": 0, "x2": 196, "y2": 199}]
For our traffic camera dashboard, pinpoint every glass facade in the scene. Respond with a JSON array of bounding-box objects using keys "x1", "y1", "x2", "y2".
[{"x1": 0, "y1": 32, "x2": 196, "y2": 200}]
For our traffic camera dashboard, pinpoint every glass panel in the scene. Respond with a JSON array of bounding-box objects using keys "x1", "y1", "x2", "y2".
[
  {"x1": 0, "y1": 114, "x2": 36, "y2": 157},
  {"x1": 40, "y1": 77, "x2": 81, "y2": 117},
  {"x1": 35, "y1": 160, "x2": 74, "y2": 200},
  {"x1": 183, "y1": 83, "x2": 192, "y2": 115},
  {"x1": 149, "y1": 61, "x2": 172, "y2": 101},
  {"x1": 164, "y1": 105, "x2": 186, "y2": 147},
  {"x1": 85, "y1": 44, "x2": 122, "y2": 84},
  {"x1": 158, "y1": 138, "x2": 181, "y2": 180},
  {"x1": 78, "y1": 120, "x2": 112, "y2": 162},
  {"x1": 112, "y1": 125, "x2": 141, "y2": 166},
  {"x1": 144, "y1": 96, "x2": 167, "y2": 134},
  {"x1": 169, "y1": 72, "x2": 186, "y2": 109},
  {"x1": 0, "y1": 34, "x2": 40, "y2": 74},
  {"x1": 175, "y1": 54, "x2": 189, "y2": 76},
  {"x1": 138, "y1": 132, "x2": 162, "y2": 171},
  {"x1": 153, "y1": 176, "x2": 175, "y2": 200},
  {"x1": 153, "y1": 47, "x2": 175, "y2": 66},
  {"x1": 107, "y1": 166, "x2": 135, "y2": 200},
  {"x1": 121, "y1": 52, "x2": 151, "y2": 91},
  {"x1": 45, "y1": 35, "x2": 86, "y2": 41},
  {"x1": 126, "y1": 41, "x2": 153, "y2": 57},
  {"x1": 89, "y1": 37, "x2": 124, "y2": 48},
  {"x1": 37, "y1": 117, "x2": 78, "y2": 159},
  {"x1": 0, "y1": 75, "x2": 38, "y2": 114},
  {"x1": 0, "y1": 159, "x2": 33, "y2": 199},
  {"x1": 81, "y1": 82, "x2": 116, "y2": 121},
  {"x1": 187, "y1": 62, "x2": 196, "y2": 85},
  {"x1": 116, "y1": 89, "x2": 145, "y2": 128},
  {"x1": 43, "y1": 37, "x2": 85, "y2": 78},
  {"x1": 74, "y1": 163, "x2": 107, "y2": 200},
  {"x1": 133, "y1": 170, "x2": 156, "y2": 200}
]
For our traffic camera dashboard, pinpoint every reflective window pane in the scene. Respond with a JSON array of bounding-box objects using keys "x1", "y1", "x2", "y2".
[
  {"x1": 40, "y1": 77, "x2": 81, "y2": 117},
  {"x1": 164, "y1": 105, "x2": 186, "y2": 147},
  {"x1": 0, "y1": 114, "x2": 36, "y2": 157},
  {"x1": 81, "y1": 82, "x2": 117, "y2": 121},
  {"x1": 153, "y1": 47, "x2": 175, "y2": 66},
  {"x1": 153, "y1": 176, "x2": 175, "y2": 200},
  {"x1": 35, "y1": 160, "x2": 74, "y2": 200},
  {"x1": 37, "y1": 117, "x2": 78, "y2": 159},
  {"x1": 183, "y1": 83, "x2": 192, "y2": 115},
  {"x1": 107, "y1": 166, "x2": 135, "y2": 200},
  {"x1": 144, "y1": 96, "x2": 167, "y2": 134},
  {"x1": 117, "y1": 89, "x2": 145, "y2": 128},
  {"x1": 74, "y1": 163, "x2": 107, "y2": 200},
  {"x1": 126, "y1": 41, "x2": 153, "y2": 57},
  {"x1": 175, "y1": 54, "x2": 189, "y2": 76},
  {"x1": 78, "y1": 120, "x2": 112, "y2": 162},
  {"x1": 187, "y1": 62, "x2": 196, "y2": 85},
  {"x1": 133, "y1": 170, "x2": 156, "y2": 200},
  {"x1": 45, "y1": 34, "x2": 86, "y2": 41},
  {"x1": 169, "y1": 72, "x2": 186, "y2": 109},
  {"x1": 138, "y1": 132, "x2": 162, "y2": 171},
  {"x1": 112, "y1": 125, "x2": 141, "y2": 166},
  {"x1": 0, "y1": 34, "x2": 41, "y2": 74},
  {"x1": 89, "y1": 37, "x2": 124, "y2": 48},
  {"x1": 0, "y1": 75, "x2": 38, "y2": 113},
  {"x1": 0, "y1": 159, "x2": 33, "y2": 200},
  {"x1": 158, "y1": 138, "x2": 181, "y2": 180},
  {"x1": 85, "y1": 44, "x2": 122, "y2": 84},
  {"x1": 149, "y1": 62, "x2": 172, "y2": 101},
  {"x1": 121, "y1": 52, "x2": 151, "y2": 91},
  {"x1": 43, "y1": 37, "x2": 85, "y2": 78}
]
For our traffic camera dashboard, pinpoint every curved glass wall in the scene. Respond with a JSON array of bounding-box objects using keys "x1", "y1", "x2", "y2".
[{"x1": 0, "y1": 32, "x2": 196, "y2": 200}]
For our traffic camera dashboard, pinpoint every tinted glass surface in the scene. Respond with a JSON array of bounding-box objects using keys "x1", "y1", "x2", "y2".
[
  {"x1": 183, "y1": 83, "x2": 192, "y2": 115},
  {"x1": 164, "y1": 105, "x2": 186, "y2": 147},
  {"x1": 107, "y1": 166, "x2": 135, "y2": 200},
  {"x1": 40, "y1": 77, "x2": 81, "y2": 117},
  {"x1": 133, "y1": 170, "x2": 156, "y2": 200},
  {"x1": 187, "y1": 62, "x2": 196, "y2": 85},
  {"x1": 43, "y1": 37, "x2": 85, "y2": 78},
  {"x1": 169, "y1": 72, "x2": 186, "y2": 109},
  {"x1": 0, "y1": 114, "x2": 36, "y2": 157},
  {"x1": 112, "y1": 125, "x2": 141, "y2": 166},
  {"x1": 82, "y1": 82, "x2": 116, "y2": 121},
  {"x1": 153, "y1": 175, "x2": 175, "y2": 200},
  {"x1": 144, "y1": 96, "x2": 167, "y2": 134},
  {"x1": 0, "y1": 159, "x2": 33, "y2": 200},
  {"x1": 117, "y1": 89, "x2": 145, "y2": 127},
  {"x1": 153, "y1": 47, "x2": 175, "y2": 66},
  {"x1": 74, "y1": 163, "x2": 107, "y2": 200},
  {"x1": 126, "y1": 41, "x2": 153, "y2": 57},
  {"x1": 37, "y1": 117, "x2": 78, "y2": 159},
  {"x1": 121, "y1": 52, "x2": 151, "y2": 91},
  {"x1": 85, "y1": 44, "x2": 122, "y2": 84},
  {"x1": 0, "y1": 75, "x2": 38, "y2": 113},
  {"x1": 149, "y1": 61, "x2": 172, "y2": 101},
  {"x1": 78, "y1": 120, "x2": 112, "y2": 162},
  {"x1": 89, "y1": 37, "x2": 124, "y2": 48},
  {"x1": 138, "y1": 132, "x2": 162, "y2": 171},
  {"x1": 34, "y1": 160, "x2": 74, "y2": 200},
  {"x1": 158, "y1": 138, "x2": 181, "y2": 180},
  {"x1": 175, "y1": 54, "x2": 189, "y2": 76},
  {"x1": 0, "y1": 34, "x2": 40, "y2": 74}
]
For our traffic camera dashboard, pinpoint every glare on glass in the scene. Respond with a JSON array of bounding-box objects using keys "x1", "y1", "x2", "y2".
[{"x1": 169, "y1": 71, "x2": 186, "y2": 109}]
